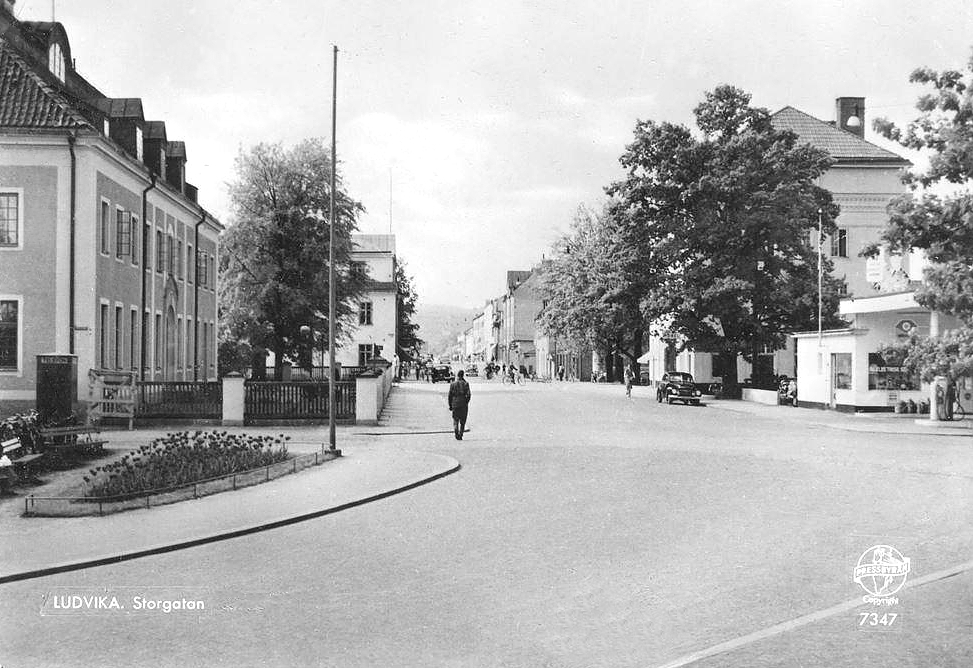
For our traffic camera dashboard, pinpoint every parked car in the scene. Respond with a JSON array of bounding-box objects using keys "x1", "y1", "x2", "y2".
[
  {"x1": 656, "y1": 371, "x2": 703, "y2": 406},
  {"x1": 430, "y1": 365, "x2": 455, "y2": 383}
]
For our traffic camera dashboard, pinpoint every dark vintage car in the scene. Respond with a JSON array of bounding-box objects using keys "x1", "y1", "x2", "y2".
[
  {"x1": 656, "y1": 371, "x2": 703, "y2": 406},
  {"x1": 430, "y1": 364, "x2": 455, "y2": 383}
]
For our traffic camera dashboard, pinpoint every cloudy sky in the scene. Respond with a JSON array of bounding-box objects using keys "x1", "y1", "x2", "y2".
[{"x1": 18, "y1": 0, "x2": 973, "y2": 307}]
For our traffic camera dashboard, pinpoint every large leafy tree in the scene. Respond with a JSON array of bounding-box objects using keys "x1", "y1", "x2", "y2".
[
  {"x1": 868, "y1": 51, "x2": 973, "y2": 380},
  {"x1": 538, "y1": 204, "x2": 646, "y2": 381},
  {"x1": 219, "y1": 139, "x2": 368, "y2": 378},
  {"x1": 609, "y1": 85, "x2": 846, "y2": 390},
  {"x1": 394, "y1": 259, "x2": 423, "y2": 362}
]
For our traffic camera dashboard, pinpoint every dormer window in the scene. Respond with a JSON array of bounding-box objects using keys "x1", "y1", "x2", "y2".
[{"x1": 48, "y1": 42, "x2": 65, "y2": 82}]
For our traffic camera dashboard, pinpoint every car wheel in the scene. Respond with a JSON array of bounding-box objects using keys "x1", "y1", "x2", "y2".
[
  {"x1": 692, "y1": 400, "x2": 700, "y2": 406},
  {"x1": 666, "y1": 396, "x2": 672, "y2": 405}
]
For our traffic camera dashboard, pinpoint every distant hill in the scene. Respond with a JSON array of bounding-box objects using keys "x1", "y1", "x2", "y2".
[{"x1": 414, "y1": 303, "x2": 479, "y2": 357}]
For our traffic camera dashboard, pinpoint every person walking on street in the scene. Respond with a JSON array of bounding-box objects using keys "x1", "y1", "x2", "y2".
[
  {"x1": 448, "y1": 369, "x2": 472, "y2": 440},
  {"x1": 624, "y1": 365, "x2": 635, "y2": 398}
]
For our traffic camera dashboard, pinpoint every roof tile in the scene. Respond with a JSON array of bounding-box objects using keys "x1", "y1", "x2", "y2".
[
  {"x1": 771, "y1": 106, "x2": 908, "y2": 164},
  {"x1": 0, "y1": 39, "x2": 92, "y2": 129}
]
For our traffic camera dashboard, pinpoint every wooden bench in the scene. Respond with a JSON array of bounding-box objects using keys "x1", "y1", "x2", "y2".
[
  {"x1": 1, "y1": 437, "x2": 46, "y2": 489},
  {"x1": 39, "y1": 425, "x2": 107, "y2": 466}
]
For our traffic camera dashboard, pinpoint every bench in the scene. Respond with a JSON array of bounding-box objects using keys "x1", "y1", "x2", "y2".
[
  {"x1": 1, "y1": 437, "x2": 46, "y2": 489},
  {"x1": 39, "y1": 425, "x2": 107, "y2": 467}
]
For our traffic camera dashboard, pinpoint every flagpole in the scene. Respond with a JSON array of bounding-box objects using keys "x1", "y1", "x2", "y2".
[
  {"x1": 328, "y1": 45, "x2": 338, "y2": 451},
  {"x1": 818, "y1": 208, "x2": 823, "y2": 346}
]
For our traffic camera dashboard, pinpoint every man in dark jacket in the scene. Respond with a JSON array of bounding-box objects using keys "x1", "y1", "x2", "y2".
[{"x1": 447, "y1": 370, "x2": 471, "y2": 440}]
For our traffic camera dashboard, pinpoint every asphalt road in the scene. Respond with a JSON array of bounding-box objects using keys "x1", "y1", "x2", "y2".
[{"x1": 3, "y1": 379, "x2": 973, "y2": 667}]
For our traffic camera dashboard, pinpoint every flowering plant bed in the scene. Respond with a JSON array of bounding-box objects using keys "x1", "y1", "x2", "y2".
[
  {"x1": 82, "y1": 430, "x2": 290, "y2": 499},
  {"x1": 24, "y1": 431, "x2": 341, "y2": 517}
]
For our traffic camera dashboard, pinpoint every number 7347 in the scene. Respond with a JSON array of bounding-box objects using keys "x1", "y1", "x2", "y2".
[{"x1": 859, "y1": 612, "x2": 897, "y2": 627}]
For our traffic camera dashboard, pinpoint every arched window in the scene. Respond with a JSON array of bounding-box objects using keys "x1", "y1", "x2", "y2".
[{"x1": 48, "y1": 42, "x2": 65, "y2": 81}]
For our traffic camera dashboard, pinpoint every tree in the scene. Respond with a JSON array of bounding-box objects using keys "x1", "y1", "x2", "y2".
[
  {"x1": 609, "y1": 85, "x2": 846, "y2": 391},
  {"x1": 538, "y1": 204, "x2": 647, "y2": 381},
  {"x1": 394, "y1": 259, "x2": 423, "y2": 362},
  {"x1": 868, "y1": 50, "x2": 973, "y2": 381},
  {"x1": 219, "y1": 139, "x2": 368, "y2": 379}
]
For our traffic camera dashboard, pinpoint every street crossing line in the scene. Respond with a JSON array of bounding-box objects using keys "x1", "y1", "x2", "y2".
[{"x1": 653, "y1": 555, "x2": 973, "y2": 668}]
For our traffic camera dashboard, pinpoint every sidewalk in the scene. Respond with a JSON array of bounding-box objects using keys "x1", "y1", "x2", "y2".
[
  {"x1": 0, "y1": 424, "x2": 458, "y2": 583},
  {"x1": 705, "y1": 398, "x2": 973, "y2": 436}
]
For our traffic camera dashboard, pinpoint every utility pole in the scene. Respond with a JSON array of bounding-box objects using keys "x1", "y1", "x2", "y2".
[
  {"x1": 818, "y1": 208, "x2": 823, "y2": 346},
  {"x1": 328, "y1": 45, "x2": 338, "y2": 451}
]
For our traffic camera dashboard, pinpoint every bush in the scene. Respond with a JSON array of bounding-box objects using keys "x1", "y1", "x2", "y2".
[{"x1": 83, "y1": 430, "x2": 290, "y2": 499}]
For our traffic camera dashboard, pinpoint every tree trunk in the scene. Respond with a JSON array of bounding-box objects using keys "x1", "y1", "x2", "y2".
[{"x1": 720, "y1": 351, "x2": 740, "y2": 399}]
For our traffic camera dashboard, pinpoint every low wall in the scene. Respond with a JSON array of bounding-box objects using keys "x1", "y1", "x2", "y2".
[{"x1": 742, "y1": 388, "x2": 779, "y2": 405}]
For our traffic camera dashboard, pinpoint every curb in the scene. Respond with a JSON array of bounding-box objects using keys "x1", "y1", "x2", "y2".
[
  {"x1": 0, "y1": 458, "x2": 461, "y2": 585},
  {"x1": 706, "y1": 402, "x2": 972, "y2": 438}
]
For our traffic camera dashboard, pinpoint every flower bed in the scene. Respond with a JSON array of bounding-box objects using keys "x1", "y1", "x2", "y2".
[{"x1": 82, "y1": 430, "x2": 290, "y2": 500}]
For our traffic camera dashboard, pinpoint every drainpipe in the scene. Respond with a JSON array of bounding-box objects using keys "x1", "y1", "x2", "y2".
[
  {"x1": 194, "y1": 210, "x2": 206, "y2": 381},
  {"x1": 67, "y1": 133, "x2": 77, "y2": 354},
  {"x1": 139, "y1": 174, "x2": 157, "y2": 381}
]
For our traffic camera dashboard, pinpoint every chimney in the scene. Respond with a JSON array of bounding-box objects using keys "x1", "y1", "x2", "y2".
[
  {"x1": 835, "y1": 97, "x2": 865, "y2": 138},
  {"x1": 165, "y1": 141, "x2": 186, "y2": 193},
  {"x1": 107, "y1": 98, "x2": 145, "y2": 161},
  {"x1": 143, "y1": 122, "x2": 168, "y2": 177}
]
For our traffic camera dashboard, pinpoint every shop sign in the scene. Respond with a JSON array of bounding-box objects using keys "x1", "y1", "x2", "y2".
[{"x1": 895, "y1": 319, "x2": 917, "y2": 338}]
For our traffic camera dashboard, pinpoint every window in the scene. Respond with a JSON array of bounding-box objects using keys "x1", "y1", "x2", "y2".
[
  {"x1": 156, "y1": 230, "x2": 163, "y2": 272},
  {"x1": 101, "y1": 200, "x2": 111, "y2": 254},
  {"x1": 176, "y1": 240, "x2": 183, "y2": 279},
  {"x1": 100, "y1": 303, "x2": 109, "y2": 368},
  {"x1": 167, "y1": 235, "x2": 175, "y2": 275},
  {"x1": 0, "y1": 299, "x2": 19, "y2": 371},
  {"x1": 832, "y1": 353, "x2": 852, "y2": 390},
  {"x1": 48, "y1": 42, "x2": 64, "y2": 81},
  {"x1": 197, "y1": 251, "x2": 207, "y2": 287},
  {"x1": 135, "y1": 125, "x2": 144, "y2": 162},
  {"x1": 142, "y1": 311, "x2": 149, "y2": 373},
  {"x1": 359, "y1": 301, "x2": 373, "y2": 325},
  {"x1": 130, "y1": 215, "x2": 139, "y2": 265},
  {"x1": 115, "y1": 210, "x2": 131, "y2": 259},
  {"x1": 114, "y1": 305, "x2": 123, "y2": 369},
  {"x1": 129, "y1": 308, "x2": 138, "y2": 371},
  {"x1": 202, "y1": 323, "x2": 209, "y2": 378},
  {"x1": 831, "y1": 228, "x2": 848, "y2": 258},
  {"x1": 358, "y1": 343, "x2": 376, "y2": 366},
  {"x1": 208, "y1": 255, "x2": 215, "y2": 290},
  {"x1": 0, "y1": 191, "x2": 22, "y2": 248},
  {"x1": 154, "y1": 314, "x2": 162, "y2": 374},
  {"x1": 868, "y1": 353, "x2": 919, "y2": 391},
  {"x1": 187, "y1": 245, "x2": 193, "y2": 284},
  {"x1": 350, "y1": 261, "x2": 367, "y2": 277}
]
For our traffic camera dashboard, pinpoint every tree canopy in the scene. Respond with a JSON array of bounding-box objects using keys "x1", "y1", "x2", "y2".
[
  {"x1": 394, "y1": 259, "x2": 423, "y2": 362},
  {"x1": 219, "y1": 139, "x2": 368, "y2": 377},
  {"x1": 869, "y1": 49, "x2": 973, "y2": 381},
  {"x1": 607, "y1": 85, "x2": 846, "y2": 387}
]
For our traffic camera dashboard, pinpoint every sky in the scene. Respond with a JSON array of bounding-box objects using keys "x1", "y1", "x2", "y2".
[{"x1": 16, "y1": 0, "x2": 973, "y2": 308}]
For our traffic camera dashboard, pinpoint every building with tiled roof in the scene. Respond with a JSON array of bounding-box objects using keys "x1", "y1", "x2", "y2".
[
  {"x1": 642, "y1": 96, "x2": 913, "y2": 400},
  {"x1": 771, "y1": 97, "x2": 911, "y2": 298},
  {"x1": 0, "y1": 0, "x2": 223, "y2": 414}
]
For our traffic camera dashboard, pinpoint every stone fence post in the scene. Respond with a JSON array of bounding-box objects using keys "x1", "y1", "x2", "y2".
[
  {"x1": 222, "y1": 373, "x2": 245, "y2": 426},
  {"x1": 356, "y1": 372, "x2": 380, "y2": 425}
]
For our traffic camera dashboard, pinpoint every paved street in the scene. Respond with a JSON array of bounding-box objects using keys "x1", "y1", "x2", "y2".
[{"x1": 3, "y1": 380, "x2": 973, "y2": 667}]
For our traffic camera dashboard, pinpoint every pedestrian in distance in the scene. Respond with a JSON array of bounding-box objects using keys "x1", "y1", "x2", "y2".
[
  {"x1": 624, "y1": 365, "x2": 635, "y2": 398},
  {"x1": 448, "y1": 370, "x2": 471, "y2": 440},
  {"x1": 558, "y1": 365, "x2": 565, "y2": 382}
]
